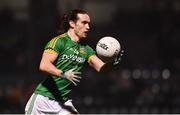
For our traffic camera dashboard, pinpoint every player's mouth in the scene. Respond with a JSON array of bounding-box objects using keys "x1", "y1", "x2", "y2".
[
  {"x1": 85, "y1": 30, "x2": 90, "y2": 34},
  {"x1": 84, "y1": 31, "x2": 88, "y2": 36}
]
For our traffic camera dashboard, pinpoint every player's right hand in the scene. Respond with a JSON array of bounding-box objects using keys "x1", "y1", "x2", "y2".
[{"x1": 61, "y1": 68, "x2": 82, "y2": 86}]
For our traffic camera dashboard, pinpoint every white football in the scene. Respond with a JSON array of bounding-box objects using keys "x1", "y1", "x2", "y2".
[{"x1": 96, "y1": 36, "x2": 121, "y2": 62}]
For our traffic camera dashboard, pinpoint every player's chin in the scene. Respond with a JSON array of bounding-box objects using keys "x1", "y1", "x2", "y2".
[{"x1": 82, "y1": 33, "x2": 88, "y2": 38}]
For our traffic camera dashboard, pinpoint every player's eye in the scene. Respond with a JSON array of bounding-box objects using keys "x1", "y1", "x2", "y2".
[{"x1": 82, "y1": 21, "x2": 89, "y2": 25}]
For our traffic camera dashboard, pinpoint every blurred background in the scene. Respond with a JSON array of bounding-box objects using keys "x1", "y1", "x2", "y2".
[{"x1": 0, "y1": 0, "x2": 180, "y2": 114}]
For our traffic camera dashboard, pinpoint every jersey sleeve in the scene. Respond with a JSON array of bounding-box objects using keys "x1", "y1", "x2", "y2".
[
  {"x1": 86, "y1": 45, "x2": 96, "y2": 62},
  {"x1": 44, "y1": 37, "x2": 64, "y2": 54}
]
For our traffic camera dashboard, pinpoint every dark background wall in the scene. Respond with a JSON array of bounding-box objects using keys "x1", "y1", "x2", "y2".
[{"x1": 0, "y1": 0, "x2": 180, "y2": 113}]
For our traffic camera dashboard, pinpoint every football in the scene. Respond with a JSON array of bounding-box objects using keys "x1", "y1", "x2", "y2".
[{"x1": 96, "y1": 36, "x2": 121, "y2": 62}]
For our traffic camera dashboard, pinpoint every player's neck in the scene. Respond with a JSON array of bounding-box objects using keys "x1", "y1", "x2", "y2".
[{"x1": 67, "y1": 30, "x2": 80, "y2": 42}]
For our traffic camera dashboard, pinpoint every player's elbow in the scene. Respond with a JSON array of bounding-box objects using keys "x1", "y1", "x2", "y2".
[{"x1": 39, "y1": 62, "x2": 47, "y2": 73}]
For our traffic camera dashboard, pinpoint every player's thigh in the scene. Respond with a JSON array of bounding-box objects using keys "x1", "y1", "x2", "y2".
[
  {"x1": 25, "y1": 93, "x2": 62, "y2": 114},
  {"x1": 25, "y1": 94, "x2": 77, "y2": 115}
]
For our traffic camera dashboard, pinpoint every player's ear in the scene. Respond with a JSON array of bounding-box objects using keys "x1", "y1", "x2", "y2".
[{"x1": 69, "y1": 20, "x2": 75, "y2": 28}]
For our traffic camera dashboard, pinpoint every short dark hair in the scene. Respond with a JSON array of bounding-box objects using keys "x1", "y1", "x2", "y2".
[{"x1": 58, "y1": 9, "x2": 88, "y2": 34}]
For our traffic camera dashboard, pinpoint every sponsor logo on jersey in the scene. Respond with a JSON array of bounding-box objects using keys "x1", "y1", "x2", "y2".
[{"x1": 61, "y1": 54, "x2": 85, "y2": 63}]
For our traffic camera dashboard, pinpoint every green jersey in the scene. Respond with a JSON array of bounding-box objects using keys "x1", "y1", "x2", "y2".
[{"x1": 34, "y1": 33, "x2": 95, "y2": 102}]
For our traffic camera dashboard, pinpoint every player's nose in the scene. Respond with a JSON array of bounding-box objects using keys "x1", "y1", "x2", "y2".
[{"x1": 86, "y1": 24, "x2": 90, "y2": 30}]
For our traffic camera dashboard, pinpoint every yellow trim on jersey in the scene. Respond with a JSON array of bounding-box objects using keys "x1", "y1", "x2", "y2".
[
  {"x1": 44, "y1": 49, "x2": 58, "y2": 54},
  {"x1": 52, "y1": 37, "x2": 59, "y2": 49},
  {"x1": 48, "y1": 33, "x2": 66, "y2": 49},
  {"x1": 59, "y1": 33, "x2": 66, "y2": 38},
  {"x1": 48, "y1": 38, "x2": 56, "y2": 48},
  {"x1": 88, "y1": 54, "x2": 96, "y2": 63}
]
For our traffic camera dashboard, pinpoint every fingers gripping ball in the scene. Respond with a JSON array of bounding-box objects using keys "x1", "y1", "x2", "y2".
[{"x1": 96, "y1": 36, "x2": 121, "y2": 62}]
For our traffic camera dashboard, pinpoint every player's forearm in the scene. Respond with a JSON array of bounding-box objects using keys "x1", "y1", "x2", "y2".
[
  {"x1": 39, "y1": 62, "x2": 63, "y2": 77},
  {"x1": 99, "y1": 62, "x2": 114, "y2": 73}
]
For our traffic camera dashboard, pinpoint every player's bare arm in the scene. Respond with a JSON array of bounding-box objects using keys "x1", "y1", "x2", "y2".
[
  {"x1": 39, "y1": 51, "x2": 63, "y2": 77},
  {"x1": 39, "y1": 50, "x2": 81, "y2": 85},
  {"x1": 88, "y1": 55, "x2": 105, "y2": 72}
]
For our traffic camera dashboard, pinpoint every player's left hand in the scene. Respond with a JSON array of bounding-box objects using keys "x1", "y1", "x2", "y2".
[{"x1": 113, "y1": 49, "x2": 124, "y2": 66}]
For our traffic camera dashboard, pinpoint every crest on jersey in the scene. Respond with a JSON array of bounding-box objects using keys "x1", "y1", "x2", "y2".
[{"x1": 79, "y1": 48, "x2": 86, "y2": 54}]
